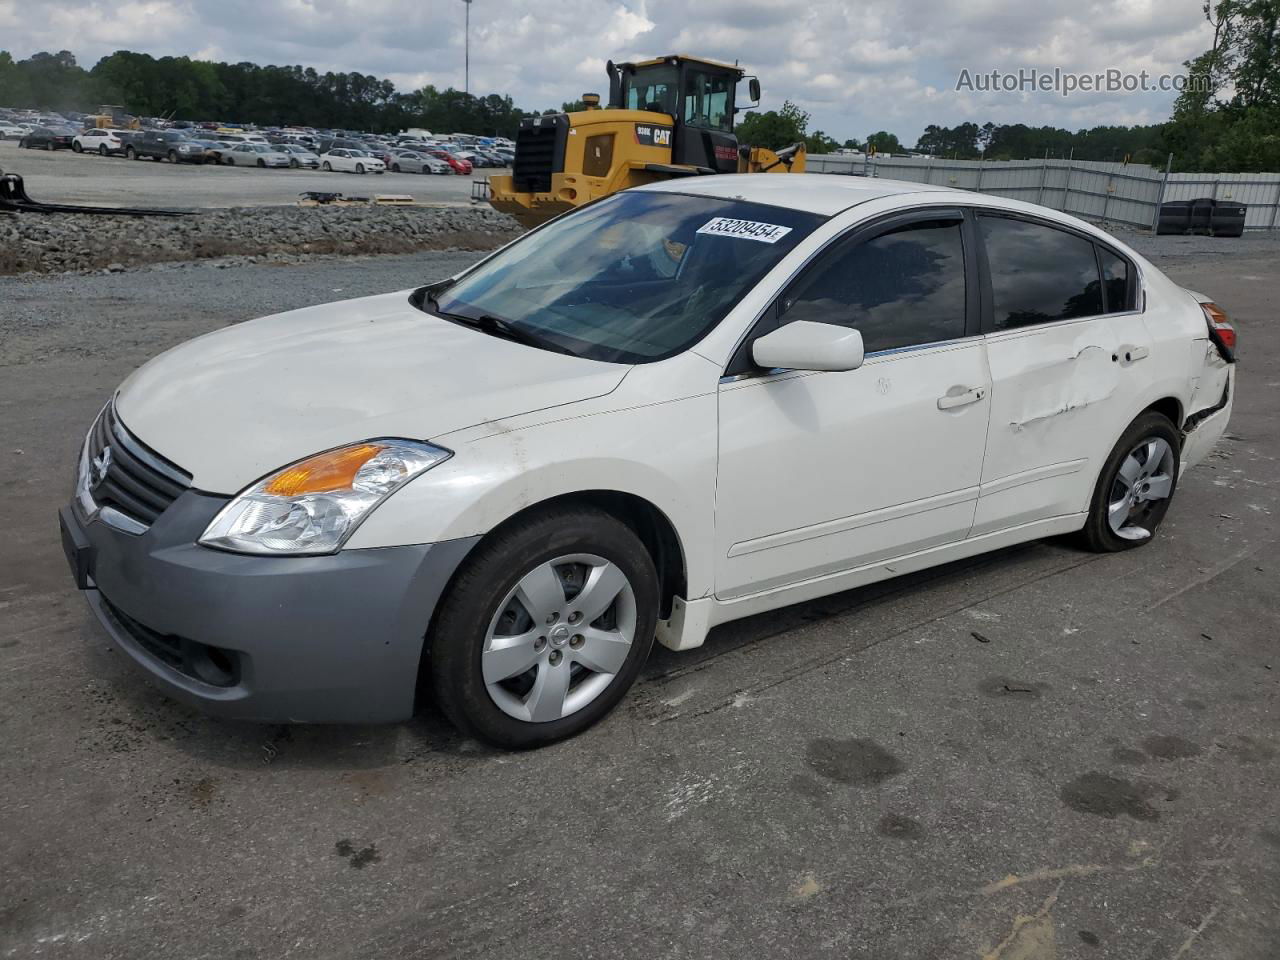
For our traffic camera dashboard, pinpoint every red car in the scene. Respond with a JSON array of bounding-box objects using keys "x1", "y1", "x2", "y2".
[{"x1": 428, "y1": 149, "x2": 472, "y2": 175}]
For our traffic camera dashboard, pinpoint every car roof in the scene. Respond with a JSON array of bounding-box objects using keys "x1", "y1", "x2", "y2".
[{"x1": 634, "y1": 173, "x2": 963, "y2": 215}]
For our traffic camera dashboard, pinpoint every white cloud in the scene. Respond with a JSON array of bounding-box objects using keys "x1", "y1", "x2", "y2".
[{"x1": 2, "y1": 0, "x2": 1217, "y2": 145}]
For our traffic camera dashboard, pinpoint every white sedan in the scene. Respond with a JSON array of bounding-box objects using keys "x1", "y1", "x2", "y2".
[
  {"x1": 60, "y1": 175, "x2": 1236, "y2": 748},
  {"x1": 0, "y1": 122, "x2": 29, "y2": 140},
  {"x1": 319, "y1": 148, "x2": 386, "y2": 174},
  {"x1": 224, "y1": 143, "x2": 292, "y2": 168}
]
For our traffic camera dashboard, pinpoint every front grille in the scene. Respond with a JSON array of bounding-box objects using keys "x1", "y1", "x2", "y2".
[
  {"x1": 512, "y1": 115, "x2": 567, "y2": 193},
  {"x1": 87, "y1": 404, "x2": 191, "y2": 529},
  {"x1": 101, "y1": 596, "x2": 240, "y2": 688}
]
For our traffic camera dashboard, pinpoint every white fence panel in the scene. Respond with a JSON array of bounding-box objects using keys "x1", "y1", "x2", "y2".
[{"x1": 808, "y1": 154, "x2": 1280, "y2": 230}]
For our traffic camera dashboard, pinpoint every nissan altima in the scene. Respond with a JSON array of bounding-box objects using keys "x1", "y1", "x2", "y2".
[{"x1": 60, "y1": 175, "x2": 1236, "y2": 748}]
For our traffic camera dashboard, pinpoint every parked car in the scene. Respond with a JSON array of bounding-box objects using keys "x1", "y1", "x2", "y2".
[
  {"x1": 19, "y1": 125, "x2": 77, "y2": 150},
  {"x1": 126, "y1": 130, "x2": 207, "y2": 163},
  {"x1": 183, "y1": 137, "x2": 232, "y2": 163},
  {"x1": 319, "y1": 148, "x2": 386, "y2": 174},
  {"x1": 0, "y1": 121, "x2": 28, "y2": 140},
  {"x1": 277, "y1": 143, "x2": 321, "y2": 168},
  {"x1": 58, "y1": 176, "x2": 1237, "y2": 747},
  {"x1": 426, "y1": 148, "x2": 472, "y2": 175},
  {"x1": 72, "y1": 128, "x2": 129, "y2": 156},
  {"x1": 388, "y1": 150, "x2": 450, "y2": 174},
  {"x1": 224, "y1": 143, "x2": 292, "y2": 168}
]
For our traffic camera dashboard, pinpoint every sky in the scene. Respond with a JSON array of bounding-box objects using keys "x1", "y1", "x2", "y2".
[{"x1": 0, "y1": 0, "x2": 1217, "y2": 143}]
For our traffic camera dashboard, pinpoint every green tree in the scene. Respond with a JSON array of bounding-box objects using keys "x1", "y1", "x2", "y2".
[
  {"x1": 735, "y1": 100, "x2": 810, "y2": 151},
  {"x1": 865, "y1": 130, "x2": 902, "y2": 155}
]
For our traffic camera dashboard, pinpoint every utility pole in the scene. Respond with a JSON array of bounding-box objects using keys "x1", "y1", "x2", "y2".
[{"x1": 461, "y1": 0, "x2": 473, "y2": 96}]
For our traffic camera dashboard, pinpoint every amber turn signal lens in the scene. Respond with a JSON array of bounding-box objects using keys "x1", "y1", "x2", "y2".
[
  {"x1": 1201, "y1": 302, "x2": 1237, "y2": 351},
  {"x1": 263, "y1": 443, "x2": 385, "y2": 496}
]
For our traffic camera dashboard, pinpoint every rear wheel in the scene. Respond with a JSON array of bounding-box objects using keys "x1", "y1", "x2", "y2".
[
  {"x1": 322, "y1": 161, "x2": 331, "y2": 171},
  {"x1": 98, "y1": 145, "x2": 108, "y2": 156},
  {"x1": 126, "y1": 146, "x2": 137, "y2": 160},
  {"x1": 430, "y1": 505, "x2": 659, "y2": 748},
  {"x1": 167, "y1": 150, "x2": 178, "y2": 163},
  {"x1": 46, "y1": 141, "x2": 54, "y2": 151},
  {"x1": 1079, "y1": 412, "x2": 1180, "y2": 552},
  {"x1": 392, "y1": 163, "x2": 400, "y2": 172},
  {"x1": 257, "y1": 159, "x2": 265, "y2": 168},
  {"x1": 290, "y1": 158, "x2": 299, "y2": 168}
]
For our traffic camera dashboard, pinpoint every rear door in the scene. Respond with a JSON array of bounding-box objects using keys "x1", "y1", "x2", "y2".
[
  {"x1": 971, "y1": 214, "x2": 1150, "y2": 535},
  {"x1": 714, "y1": 210, "x2": 992, "y2": 599}
]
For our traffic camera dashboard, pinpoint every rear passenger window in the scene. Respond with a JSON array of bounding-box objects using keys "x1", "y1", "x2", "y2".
[
  {"x1": 1098, "y1": 248, "x2": 1132, "y2": 312},
  {"x1": 980, "y1": 217, "x2": 1103, "y2": 329},
  {"x1": 779, "y1": 219, "x2": 967, "y2": 353}
]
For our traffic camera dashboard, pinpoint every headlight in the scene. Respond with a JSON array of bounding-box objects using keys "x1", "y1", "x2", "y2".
[{"x1": 199, "y1": 440, "x2": 451, "y2": 555}]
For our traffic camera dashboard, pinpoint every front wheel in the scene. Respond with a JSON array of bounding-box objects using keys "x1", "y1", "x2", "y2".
[
  {"x1": 73, "y1": 142, "x2": 83, "y2": 153},
  {"x1": 355, "y1": 163, "x2": 365, "y2": 174},
  {"x1": 168, "y1": 150, "x2": 179, "y2": 163},
  {"x1": 290, "y1": 158, "x2": 299, "y2": 168},
  {"x1": 391, "y1": 163, "x2": 400, "y2": 173},
  {"x1": 430, "y1": 505, "x2": 659, "y2": 748},
  {"x1": 1078, "y1": 412, "x2": 1180, "y2": 552},
  {"x1": 126, "y1": 146, "x2": 137, "y2": 160},
  {"x1": 257, "y1": 159, "x2": 265, "y2": 168},
  {"x1": 46, "y1": 141, "x2": 55, "y2": 151}
]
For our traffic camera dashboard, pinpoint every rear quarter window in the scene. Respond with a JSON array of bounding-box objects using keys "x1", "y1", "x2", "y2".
[{"x1": 980, "y1": 216, "x2": 1104, "y2": 329}]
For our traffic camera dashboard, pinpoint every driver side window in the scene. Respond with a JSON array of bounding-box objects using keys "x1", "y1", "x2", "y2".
[{"x1": 779, "y1": 218, "x2": 968, "y2": 354}]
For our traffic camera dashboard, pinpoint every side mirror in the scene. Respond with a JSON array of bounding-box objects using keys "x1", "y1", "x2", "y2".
[
  {"x1": 752, "y1": 321, "x2": 864, "y2": 373},
  {"x1": 748, "y1": 77, "x2": 762, "y2": 103}
]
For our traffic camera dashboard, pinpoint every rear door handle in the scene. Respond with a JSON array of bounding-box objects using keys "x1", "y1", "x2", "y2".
[{"x1": 937, "y1": 385, "x2": 988, "y2": 410}]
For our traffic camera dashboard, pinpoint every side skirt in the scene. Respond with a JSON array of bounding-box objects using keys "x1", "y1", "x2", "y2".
[{"x1": 656, "y1": 513, "x2": 1087, "y2": 651}]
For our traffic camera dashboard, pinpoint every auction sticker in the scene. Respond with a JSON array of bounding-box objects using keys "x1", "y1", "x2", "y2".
[{"x1": 696, "y1": 217, "x2": 793, "y2": 243}]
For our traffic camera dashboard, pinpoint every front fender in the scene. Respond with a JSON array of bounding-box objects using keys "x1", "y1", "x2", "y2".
[{"x1": 345, "y1": 392, "x2": 719, "y2": 599}]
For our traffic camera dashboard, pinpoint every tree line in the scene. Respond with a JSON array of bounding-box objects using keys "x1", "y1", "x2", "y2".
[
  {"x1": 0, "y1": 49, "x2": 540, "y2": 137},
  {"x1": 3, "y1": 1, "x2": 1276, "y2": 173}
]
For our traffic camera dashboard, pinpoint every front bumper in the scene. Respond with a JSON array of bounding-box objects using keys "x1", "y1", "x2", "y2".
[{"x1": 60, "y1": 492, "x2": 478, "y2": 724}]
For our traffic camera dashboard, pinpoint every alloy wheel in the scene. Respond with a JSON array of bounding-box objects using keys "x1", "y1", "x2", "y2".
[
  {"x1": 1107, "y1": 437, "x2": 1175, "y2": 540},
  {"x1": 483, "y1": 554, "x2": 637, "y2": 723}
]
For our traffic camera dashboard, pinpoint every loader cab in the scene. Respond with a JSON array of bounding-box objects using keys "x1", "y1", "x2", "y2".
[{"x1": 609, "y1": 56, "x2": 757, "y2": 174}]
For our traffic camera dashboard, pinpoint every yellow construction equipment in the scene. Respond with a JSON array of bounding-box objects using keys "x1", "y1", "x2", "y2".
[
  {"x1": 486, "y1": 55, "x2": 805, "y2": 228},
  {"x1": 85, "y1": 105, "x2": 141, "y2": 131}
]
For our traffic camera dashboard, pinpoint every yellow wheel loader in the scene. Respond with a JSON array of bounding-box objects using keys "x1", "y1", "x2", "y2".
[{"x1": 484, "y1": 55, "x2": 805, "y2": 228}]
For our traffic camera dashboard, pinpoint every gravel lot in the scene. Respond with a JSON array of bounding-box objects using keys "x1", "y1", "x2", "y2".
[
  {"x1": 0, "y1": 140, "x2": 491, "y2": 209},
  {"x1": 2, "y1": 238, "x2": 1278, "y2": 959}
]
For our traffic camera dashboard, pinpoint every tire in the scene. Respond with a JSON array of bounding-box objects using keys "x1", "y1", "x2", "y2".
[
  {"x1": 226, "y1": 157, "x2": 235, "y2": 166},
  {"x1": 46, "y1": 141, "x2": 55, "y2": 151},
  {"x1": 126, "y1": 146, "x2": 137, "y2": 160},
  {"x1": 257, "y1": 159, "x2": 265, "y2": 168},
  {"x1": 322, "y1": 161, "x2": 331, "y2": 171},
  {"x1": 98, "y1": 145, "x2": 109, "y2": 156},
  {"x1": 1078, "y1": 411, "x2": 1181, "y2": 552},
  {"x1": 290, "y1": 159, "x2": 299, "y2": 168},
  {"x1": 72, "y1": 142, "x2": 83, "y2": 153},
  {"x1": 355, "y1": 163, "x2": 364, "y2": 174},
  {"x1": 167, "y1": 151, "x2": 178, "y2": 163},
  {"x1": 430, "y1": 504, "x2": 659, "y2": 748},
  {"x1": 392, "y1": 163, "x2": 400, "y2": 173}
]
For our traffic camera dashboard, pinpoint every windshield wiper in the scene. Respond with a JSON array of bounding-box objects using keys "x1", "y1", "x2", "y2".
[{"x1": 444, "y1": 313, "x2": 576, "y2": 355}]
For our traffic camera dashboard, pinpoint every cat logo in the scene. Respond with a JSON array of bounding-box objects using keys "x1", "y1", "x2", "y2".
[{"x1": 635, "y1": 124, "x2": 673, "y2": 147}]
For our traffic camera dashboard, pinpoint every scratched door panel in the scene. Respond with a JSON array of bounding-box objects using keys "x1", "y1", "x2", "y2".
[{"x1": 973, "y1": 317, "x2": 1126, "y2": 536}]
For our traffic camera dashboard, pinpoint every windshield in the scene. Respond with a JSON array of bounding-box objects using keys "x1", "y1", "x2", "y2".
[
  {"x1": 430, "y1": 190, "x2": 823, "y2": 364},
  {"x1": 623, "y1": 65, "x2": 679, "y2": 114}
]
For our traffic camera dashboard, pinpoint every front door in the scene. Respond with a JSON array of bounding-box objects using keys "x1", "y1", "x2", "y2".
[{"x1": 714, "y1": 212, "x2": 992, "y2": 600}]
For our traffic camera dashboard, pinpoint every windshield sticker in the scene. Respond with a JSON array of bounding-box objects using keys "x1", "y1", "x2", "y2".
[{"x1": 696, "y1": 217, "x2": 793, "y2": 244}]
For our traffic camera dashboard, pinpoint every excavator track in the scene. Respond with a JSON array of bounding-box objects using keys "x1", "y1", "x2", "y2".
[{"x1": 0, "y1": 171, "x2": 188, "y2": 217}]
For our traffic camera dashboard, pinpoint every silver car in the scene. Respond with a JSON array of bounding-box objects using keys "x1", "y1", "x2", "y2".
[
  {"x1": 277, "y1": 143, "x2": 321, "y2": 168},
  {"x1": 390, "y1": 150, "x2": 452, "y2": 175},
  {"x1": 225, "y1": 143, "x2": 292, "y2": 168}
]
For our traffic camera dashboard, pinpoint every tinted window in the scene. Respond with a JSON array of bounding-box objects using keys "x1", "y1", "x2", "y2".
[
  {"x1": 981, "y1": 217, "x2": 1103, "y2": 329},
  {"x1": 1099, "y1": 248, "x2": 1131, "y2": 312},
  {"x1": 779, "y1": 219, "x2": 967, "y2": 354}
]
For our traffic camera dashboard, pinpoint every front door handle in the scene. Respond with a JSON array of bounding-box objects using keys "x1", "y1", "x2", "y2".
[{"x1": 937, "y1": 385, "x2": 988, "y2": 410}]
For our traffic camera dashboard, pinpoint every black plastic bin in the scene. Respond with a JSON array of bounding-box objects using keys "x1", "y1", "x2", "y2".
[{"x1": 1157, "y1": 198, "x2": 1247, "y2": 237}]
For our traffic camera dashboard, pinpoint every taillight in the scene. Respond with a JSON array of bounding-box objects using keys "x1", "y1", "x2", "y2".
[{"x1": 1201, "y1": 302, "x2": 1237, "y2": 362}]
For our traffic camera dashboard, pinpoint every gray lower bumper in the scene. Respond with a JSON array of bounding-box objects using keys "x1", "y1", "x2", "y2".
[{"x1": 62, "y1": 492, "x2": 478, "y2": 724}]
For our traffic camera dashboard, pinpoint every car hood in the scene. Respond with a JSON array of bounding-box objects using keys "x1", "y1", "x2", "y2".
[{"x1": 114, "y1": 290, "x2": 629, "y2": 494}]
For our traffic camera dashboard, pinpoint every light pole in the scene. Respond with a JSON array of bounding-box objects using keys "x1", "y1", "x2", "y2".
[{"x1": 461, "y1": 0, "x2": 472, "y2": 96}]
